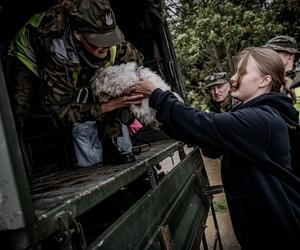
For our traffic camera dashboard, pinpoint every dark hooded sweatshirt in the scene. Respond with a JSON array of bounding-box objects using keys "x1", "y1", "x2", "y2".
[{"x1": 149, "y1": 89, "x2": 300, "y2": 249}]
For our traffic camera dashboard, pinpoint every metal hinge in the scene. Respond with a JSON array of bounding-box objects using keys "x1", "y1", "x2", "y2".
[
  {"x1": 202, "y1": 185, "x2": 224, "y2": 197},
  {"x1": 54, "y1": 211, "x2": 87, "y2": 250}
]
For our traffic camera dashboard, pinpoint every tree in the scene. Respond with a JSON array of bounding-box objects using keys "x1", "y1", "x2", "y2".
[{"x1": 165, "y1": 0, "x2": 300, "y2": 108}]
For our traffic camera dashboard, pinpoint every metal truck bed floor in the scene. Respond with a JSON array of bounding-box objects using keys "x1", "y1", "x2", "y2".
[{"x1": 31, "y1": 140, "x2": 180, "y2": 220}]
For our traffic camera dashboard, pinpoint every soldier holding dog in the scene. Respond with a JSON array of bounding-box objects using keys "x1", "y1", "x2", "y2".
[{"x1": 7, "y1": 0, "x2": 144, "y2": 168}]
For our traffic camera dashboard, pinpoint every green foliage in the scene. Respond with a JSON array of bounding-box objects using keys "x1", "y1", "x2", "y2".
[
  {"x1": 212, "y1": 199, "x2": 227, "y2": 213},
  {"x1": 166, "y1": 0, "x2": 300, "y2": 108}
]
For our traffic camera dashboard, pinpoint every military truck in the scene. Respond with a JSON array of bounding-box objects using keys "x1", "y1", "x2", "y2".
[{"x1": 0, "y1": 0, "x2": 219, "y2": 249}]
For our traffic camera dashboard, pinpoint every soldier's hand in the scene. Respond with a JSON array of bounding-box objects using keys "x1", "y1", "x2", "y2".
[{"x1": 101, "y1": 94, "x2": 144, "y2": 113}]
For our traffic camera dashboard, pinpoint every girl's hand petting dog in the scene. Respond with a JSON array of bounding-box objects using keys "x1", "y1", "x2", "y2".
[
  {"x1": 101, "y1": 94, "x2": 144, "y2": 113},
  {"x1": 133, "y1": 78, "x2": 158, "y2": 97}
]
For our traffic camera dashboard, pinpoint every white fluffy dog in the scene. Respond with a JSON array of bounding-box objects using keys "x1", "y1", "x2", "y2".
[{"x1": 91, "y1": 62, "x2": 182, "y2": 126}]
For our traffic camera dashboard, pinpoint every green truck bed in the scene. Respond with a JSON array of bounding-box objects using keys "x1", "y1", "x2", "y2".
[
  {"x1": 0, "y1": 0, "x2": 212, "y2": 247},
  {"x1": 1, "y1": 138, "x2": 210, "y2": 249}
]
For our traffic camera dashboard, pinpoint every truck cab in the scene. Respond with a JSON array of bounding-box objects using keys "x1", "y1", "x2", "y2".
[{"x1": 0, "y1": 1, "x2": 213, "y2": 249}]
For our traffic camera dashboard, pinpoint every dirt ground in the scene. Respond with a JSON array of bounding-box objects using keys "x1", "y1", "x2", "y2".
[{"x1": 200, "y1": 156, "x2": 241, "y2": 250}]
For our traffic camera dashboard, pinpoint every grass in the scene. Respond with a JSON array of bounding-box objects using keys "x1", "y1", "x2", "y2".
[{"x1": 211, "y1": 199, "x2": 227, "y2": 213}]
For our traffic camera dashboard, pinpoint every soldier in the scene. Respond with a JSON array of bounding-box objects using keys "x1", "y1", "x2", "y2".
[
  {"x1": 263, "y1": 35, "x2": 300, "y2": 102},
  {"x1": 7, "y1": 0, "x2": 144, "y2": 168},
  {"x1": 204, "y1": 72, "x2": 239, "y2": 112}
]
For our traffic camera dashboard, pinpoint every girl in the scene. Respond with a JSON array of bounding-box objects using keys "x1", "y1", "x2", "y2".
[{"x1": 133, "y1": 47, "x2": 300, "y2": 249}]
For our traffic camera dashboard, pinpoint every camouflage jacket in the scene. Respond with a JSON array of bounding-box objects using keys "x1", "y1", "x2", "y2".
[
  {"x1": 207, "y1": 95, "x2": 240, "y2": 113},
  {"x1": 8, "y1": 4, "x2": 144, "y2": 124}
]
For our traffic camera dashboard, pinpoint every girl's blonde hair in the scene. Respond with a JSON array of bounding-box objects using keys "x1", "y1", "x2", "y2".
[{"x1": 235, "y1": 47, "x2": 285, "y2": 92}]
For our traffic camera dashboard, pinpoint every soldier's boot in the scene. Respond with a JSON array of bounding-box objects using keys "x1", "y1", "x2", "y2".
[{"x1": 102, "y1": 137, "x2": 136, "y2": 165}]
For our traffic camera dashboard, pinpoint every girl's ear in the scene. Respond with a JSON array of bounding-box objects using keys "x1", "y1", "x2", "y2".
[
  {"x1": 259, "y1": 75, "x2": 272, "y2": 88},
  {"x1": 73, "y1": 31, "x2": 82, "y2": 41}
]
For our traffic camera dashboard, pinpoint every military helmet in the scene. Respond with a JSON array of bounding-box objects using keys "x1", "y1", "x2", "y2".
[
  {"x1": 205, "y1": 72, "x2": 229, "y2": 88},
  {"x1": 263, "y1": 35, "x2": 300, "y2": 55},
  {"x1": 67, "y1": 0, "x2": 124, "y2": 48}
]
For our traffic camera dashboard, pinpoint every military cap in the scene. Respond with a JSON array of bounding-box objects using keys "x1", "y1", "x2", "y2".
[
  {"x1": 290, "y1": 72, "x2": 300, "y2": 89},
  {"x1": 67, "y1": 0, "x2": 124, "y2": 48},
  {"x1": 263, "y1": 35, "x2": 300, "y2": 54},
  {"x1": 205, "y1": 72, "x2": 229, "y2": 88}
]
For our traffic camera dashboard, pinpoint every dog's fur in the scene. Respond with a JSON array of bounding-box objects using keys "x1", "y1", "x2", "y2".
[{"x1": 91, "y1": 62, "x2": 182, "y2": 126}]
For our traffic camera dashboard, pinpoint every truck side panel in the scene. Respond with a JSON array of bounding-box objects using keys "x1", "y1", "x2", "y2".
[{"x1": 0, "y1": 53, "x2": 35, "y2": 230}]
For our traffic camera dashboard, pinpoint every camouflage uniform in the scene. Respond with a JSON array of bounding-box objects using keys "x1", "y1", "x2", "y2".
[
  {"x1": 204, "y1": 72, "x2": 239, "y2": 113},
  {"x1": 8, "y1": 2, "x2": 143, "y2": 137},
  {"x1": 207, "y1": 95, "x2": 237, "y2": 113}
]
